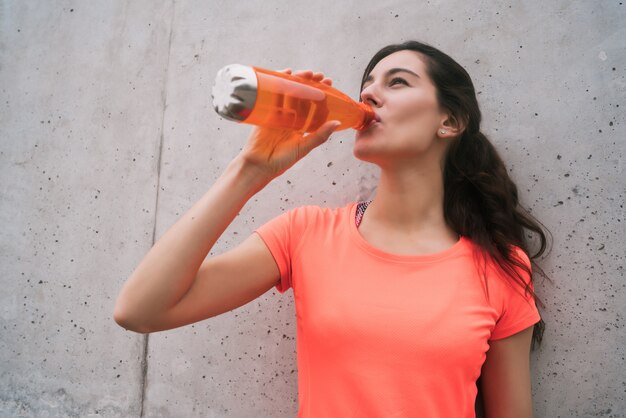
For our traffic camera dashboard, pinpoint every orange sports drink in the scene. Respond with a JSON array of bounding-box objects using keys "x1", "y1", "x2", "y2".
[{"x1": 211, "y1": 64, "x2": 376, "y2": 133}]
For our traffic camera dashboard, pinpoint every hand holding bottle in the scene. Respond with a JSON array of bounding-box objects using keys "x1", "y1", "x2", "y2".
[{"x1": 238, "y1": 69, "x2": 341, "y2": 180}]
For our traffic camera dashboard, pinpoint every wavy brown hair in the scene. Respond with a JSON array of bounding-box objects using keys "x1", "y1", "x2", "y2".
[{"x1": 360, "y1": 41, "x2": 551, "y2": 349}]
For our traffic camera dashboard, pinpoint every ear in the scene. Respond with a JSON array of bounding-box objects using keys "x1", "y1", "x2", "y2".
[{"x1": 437, "y1": 113, "x2": 466, "y2": 138}]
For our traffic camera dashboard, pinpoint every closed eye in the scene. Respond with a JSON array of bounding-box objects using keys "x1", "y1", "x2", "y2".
[
  {"x1": 389, "y1": 77, "x2": 408, "y2": 86},
  {"x1": 360, "y1": 76, "x2": 410, "y2": 96}
]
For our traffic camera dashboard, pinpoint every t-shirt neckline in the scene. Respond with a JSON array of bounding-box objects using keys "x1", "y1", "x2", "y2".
[{"x1": 348, "y1": 201, "x2": 469, "y2": 263}]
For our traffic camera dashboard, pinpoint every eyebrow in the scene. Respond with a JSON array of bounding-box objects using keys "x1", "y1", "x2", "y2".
[{"x1": 363, "y1": 68, "x2": 420, "y2": 87}]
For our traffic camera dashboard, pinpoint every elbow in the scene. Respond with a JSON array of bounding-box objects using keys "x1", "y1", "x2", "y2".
[{"x1": 113, "y1": 302, "x2": 152, "y2": 334}]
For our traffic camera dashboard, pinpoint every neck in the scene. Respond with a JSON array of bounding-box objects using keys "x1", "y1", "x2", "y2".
[{"x1": 366, "y1": 158, "x2": 454, "y2": 238}]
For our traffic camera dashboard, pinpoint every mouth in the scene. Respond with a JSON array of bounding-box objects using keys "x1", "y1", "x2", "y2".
[
  {"x1": 363, "y1": 112, "x2": 381, "y2": 129},
  {"x1": 359, "y1": 120, "x2": 379, "y2": 134}
]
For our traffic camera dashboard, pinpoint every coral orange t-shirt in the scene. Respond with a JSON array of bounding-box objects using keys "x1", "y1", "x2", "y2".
[{"x1": 255, "y1": 203, "x2": 540, "y2": 417}]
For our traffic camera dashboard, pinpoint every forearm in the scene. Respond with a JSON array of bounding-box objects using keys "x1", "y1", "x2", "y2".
[{"x1": 114, "y1": 155, "x2": 271, "y2": 329}]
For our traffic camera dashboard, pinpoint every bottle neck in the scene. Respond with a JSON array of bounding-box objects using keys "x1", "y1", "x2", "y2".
[{"x1": 355, "y1": 102, "x2": 375, "y2": 130}]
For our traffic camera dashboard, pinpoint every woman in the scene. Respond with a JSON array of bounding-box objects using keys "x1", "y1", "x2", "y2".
[{"x1": 114, "y1": 40, "x2": 548, "y2": 417}]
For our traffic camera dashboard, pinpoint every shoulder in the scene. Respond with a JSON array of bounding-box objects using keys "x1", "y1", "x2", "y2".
[
  {"x1": 473, "y1": 242, "x2": 531, "y2": 282},
  {"x1": 484, "y1": 244, "x2": 535, "y2": 304},
  {"x1": 464, "y1": 239, "x2": 535, "y2": 301},
  {"x1": 288, "y1": 202, "x2": 355, "y2": 224},
  {"x1": 510, "y1": 245, "x2": 531, "y2": 268},
  {"x1": 265, "y1": 203, "x2": 353, "y2": 238}
]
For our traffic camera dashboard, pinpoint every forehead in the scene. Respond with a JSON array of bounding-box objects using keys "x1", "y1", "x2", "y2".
[{"x1": 367, "y1": 50, "x2": 428, "y2": 77}]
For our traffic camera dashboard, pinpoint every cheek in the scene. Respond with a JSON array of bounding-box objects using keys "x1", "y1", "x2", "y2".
[
  {"x1": 392, "y1": 95, "x2": 440, "y2": 129},
  {"x1": 392, "y1": 106, "x2": 439, "y2": 142},
  {"x1": 389, "y1": 103, "x2": 441, "y2": 152}
]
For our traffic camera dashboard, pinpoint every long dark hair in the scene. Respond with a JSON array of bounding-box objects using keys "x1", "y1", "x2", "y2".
[{"x1": 360, "y1": 41, "x2": 551, "y2": 351}]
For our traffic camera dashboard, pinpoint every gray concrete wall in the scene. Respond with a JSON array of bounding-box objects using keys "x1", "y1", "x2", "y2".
[{"x1": 0, "y1": 1, "x2": 623, "y2": 417}]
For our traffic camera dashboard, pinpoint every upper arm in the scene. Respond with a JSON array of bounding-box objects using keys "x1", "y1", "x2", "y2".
[
  {"x1": 148, "y1": 232, "x2": 281, "y2": 332},
  {"x1": 479, "y1": 325, "x2": 535, "y2": 418}
]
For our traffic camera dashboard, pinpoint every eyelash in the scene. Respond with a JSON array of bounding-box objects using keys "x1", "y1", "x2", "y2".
[
  {"x1": 361, "y1": 77, "x2": 408, "y2": 94},
  {"x1": 389, "y1": 77, "x2": 408, "y2": 86}
]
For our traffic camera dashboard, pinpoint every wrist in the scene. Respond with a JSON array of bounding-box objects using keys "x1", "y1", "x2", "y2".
[{"x1": 226, "y1": 154, "x2": 274, "y2": 195}]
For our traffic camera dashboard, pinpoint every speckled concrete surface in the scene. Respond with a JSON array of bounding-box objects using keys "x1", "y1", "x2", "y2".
[{"x1": 1, "y1": 1, "x2": 624, "y2": 417}]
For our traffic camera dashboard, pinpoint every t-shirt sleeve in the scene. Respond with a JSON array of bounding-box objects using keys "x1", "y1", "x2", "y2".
[
  {"x1": 489, "y1": 248, "x2": 541, "y2": 341},
  {"x1": 254, "y1": 209, "x2": 295, "y2": 294}
]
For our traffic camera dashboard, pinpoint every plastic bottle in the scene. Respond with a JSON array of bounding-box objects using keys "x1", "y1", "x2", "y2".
[{"x1": 211, "y1": 64, "x2": 376, "y2": 133}]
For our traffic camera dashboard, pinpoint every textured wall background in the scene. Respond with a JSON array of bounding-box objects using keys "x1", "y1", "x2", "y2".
[{"x1": 1, "y1": 1, "x2": 624, "y2": 417}]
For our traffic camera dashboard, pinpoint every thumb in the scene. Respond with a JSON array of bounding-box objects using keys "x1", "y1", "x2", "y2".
[{"x1": 299, "y1": 120, "x2": 341, "y2": 155}]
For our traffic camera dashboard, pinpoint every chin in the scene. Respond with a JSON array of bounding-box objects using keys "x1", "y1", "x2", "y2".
[
  {"x1": 352, "y1": 143, "x2": 385, "y2": 166},
  {"x1": 352, "y1": 150, "x2": 370, "y2": 163}
]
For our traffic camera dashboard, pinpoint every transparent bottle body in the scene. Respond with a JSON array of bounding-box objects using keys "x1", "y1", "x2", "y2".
[{"x1": 242, "y1": 67, "x2": 374, "y2": 133}]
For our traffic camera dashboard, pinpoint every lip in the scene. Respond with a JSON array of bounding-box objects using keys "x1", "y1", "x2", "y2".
[
  {"x1": 361, "y1": 120, "x2": 380, "y2": 132},
  {"x1": 363, "y1": 112, "x2": 381, "y2": 129}
]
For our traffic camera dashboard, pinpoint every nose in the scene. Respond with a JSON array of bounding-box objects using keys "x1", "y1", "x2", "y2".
[{"x1": 360, "y1": 84, "x2": 381, "y2": 107}]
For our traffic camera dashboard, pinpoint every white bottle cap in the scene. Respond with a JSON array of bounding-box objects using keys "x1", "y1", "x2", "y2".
[{"x1": 211, "y1": 64, "x2": 258, "y2": 122}]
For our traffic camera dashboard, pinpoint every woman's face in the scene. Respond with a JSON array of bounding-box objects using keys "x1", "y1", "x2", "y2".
[{"x1": 354, "y1": 50, "x2": 449, "y2": 166}]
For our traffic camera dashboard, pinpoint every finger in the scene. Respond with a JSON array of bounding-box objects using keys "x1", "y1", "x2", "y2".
[
  {"x1": 311, "y1": 73, "x2": 327, "y2": 85},
  {"x1": 293, "y1": 69, "x2": 314, "y2": 78},
  {"x1": 294, "y1": 71, "x2": 327, "y2": 85},
  {"x1": 298, "y1": 120, "x2": 341, "y2": 156},
  {"x1": 321, "y1": 120, "x2": 342, "y2": 135},
  {"x1": 290, "y1": 70, "x2": 329, "y2": 85}
]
